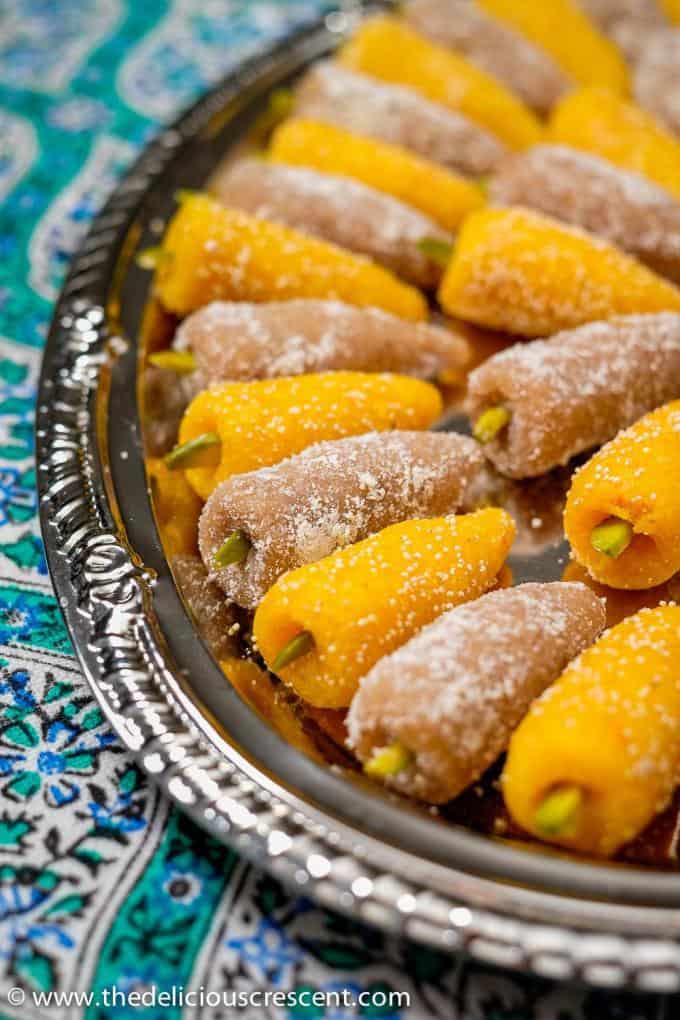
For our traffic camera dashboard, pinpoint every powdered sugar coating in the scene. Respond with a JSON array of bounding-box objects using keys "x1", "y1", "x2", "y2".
[
  {"x1": 466, "y1": 312, "x2": 680, "y2": 477},
  {"x1": 490, "y1": 145, "x2": 680, "y2": 284},
  {"x1": 158, "y1": 193, "x2": 426, "y2": 321},
  {"x1": 253, "y1": 508, "x2": 515, "y2": 708},
  {"x1": 295, "y1": 61, "x2": 506, "y2": 176},
  {"x1": 213, "y1": 159, "x2": 450, "y2": 288},
  {"x1": 405, "y1": 0, "x2": 569, "y2": 114},
  {"x1": 182, "y1": 372, "x2": 442, "y2": 501},
  {"x1": 565, "y1": 400, "x2": 680, "y2": 589},
  {"x1": 635, "y1": 29, "x2": 680, "y2": 138},
  {"x1": 199, "y1": 431, "x2": 485, "y2": 609},
  {"x1": 504, "y1": 605, "x2": 680, "y2": 856},
  {"x1": 440, "y1": 206, "x2": 680, "y2": 337},
  {"x1": 347, "y1": 581, "x2": 605, "y2": 804},
  {"x1": 175, "y1": 299, "x2": 469, "y2": 382}
]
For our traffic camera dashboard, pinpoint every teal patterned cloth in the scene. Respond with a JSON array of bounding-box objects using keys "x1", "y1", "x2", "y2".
[{"x1": 0, "y1": 2, "x2": 670, "y2": 1017}]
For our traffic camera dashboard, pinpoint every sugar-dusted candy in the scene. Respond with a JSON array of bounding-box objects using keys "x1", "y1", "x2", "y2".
[
  {"x1": 176, "y1": 300, "x2": 468, "y2": 384},
  {"x1": 171, "y1": 372, "x2": 442, "y2": 500},
  {"x1": 199, "y1": 431, "x2": 485, "y2": 608},
  {"x1": 349, "y1": 582, "x2": 604, "y2": 803},
  {"x1": 439, "y1": 207, "x2": 680, "y2": 336},
  {"x1": 269, "y1": 118, "x2": 484, "y2": 233},
  {"x1": 253, "y1": 509, "x2": 515, "y2": 709},
  {"x1": 549, "y1": 88, "x2": 680, "y2": 201},
  {"x1": 476, "y1": 0, "x2": 629, "y2": 92},
  {"x1": 467, "y1": 314, "x2": 680, "y2": 477},
  {"x1": 294, "y1": 61, "x2": 507, "y2": 176},
  {"x1": 155, "y1": 192, "x2": 426, "y2": 320},
  {"x1": 564, "y1": 400, "x2": 680, "y2": 589},
  {"x1": 339, "y1": 16, "x2": 543, "y2": 150},
  {"x1": 504, "y1": 606, "x2": 680, "y2": 856},
  {"x1": 405, "y1": 0, "x2": 569, "y2": 114},
  {"x1": 215, "y1": 158, "x2": 452, "y2": 287}
]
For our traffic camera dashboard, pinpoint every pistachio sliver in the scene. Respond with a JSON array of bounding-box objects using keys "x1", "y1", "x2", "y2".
[
  {"x1": 534, "y1": 785, "x2": 583, "y2": 837},
  {"x1": 214, "y1": 530, "x2": 251, "y2": 568},
  {"x1": 149, "y1": 350, "x2": 197, "y2": 374},
  {"x1": 591, "y1": 517, "x2": 634, "y2": 559},
  {"x1": 364, "y1": 740, "x2": 413, "y2": 779},
  {"x1": 272, "y1": 630, "x2": 314, "y2": 672},
  {"x1": 473, "y1": 405, "x2": 511, "y2": 445},
  {"x1": 137, "y1": 246, "x2": 163, "y2": 270},
  {"x1": 252, "y1": 87, "x2": 295, "y2": 146},
  {"x1": 175, "y1": 188, "x2": 198, "y2": 205},
  {"x1": 165, "y1": 432, "x2": 221, "y2": 470},
  {"x1": 417, "y1": 236, "x2": 453, "y2": 268}
]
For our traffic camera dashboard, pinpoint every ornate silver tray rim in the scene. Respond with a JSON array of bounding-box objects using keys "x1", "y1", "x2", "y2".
[{"x1": 35, "y1": 6, "x2": 680, "y2": 993}]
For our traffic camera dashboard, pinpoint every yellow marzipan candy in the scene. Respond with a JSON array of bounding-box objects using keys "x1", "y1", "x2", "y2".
[
  {"x1": 477, "y1": 0, "x2": 629, "y2": 93},
  {"x1": 269, "y1": 118, "x2": 484, "y2": 232},
  {"x1": 564, "y1": 400, "x2": 680, "y2": 590},
  {"x1": 155, "y1": 192, "x2": 426, "y2": 320},
  {"x1": 176, "y1": 372, "x2": 442, "y2": 500},
  {"x1": 438, "y1": 206, "x2": 680, "y2": 336},
  {"x1": 338, "y1": 16, "x2": 542, "y2": 151},
  {"x1": 254, "y1": 508, "x2": 515, "y2": 709},
  {"x1": 503, "y1": 606, "x2": 680, "y2": 857},
  {"x1": 549, "y1": 88, "x2": 680, "y2": 200}
]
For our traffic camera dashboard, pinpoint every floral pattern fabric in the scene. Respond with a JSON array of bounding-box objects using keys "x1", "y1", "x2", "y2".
[{"x1": 0, "y1": 1, "x2": 672, "y2": 1016}]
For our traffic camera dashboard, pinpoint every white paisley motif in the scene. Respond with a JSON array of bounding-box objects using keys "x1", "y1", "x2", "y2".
[
  {"x1": 117, "y1": 0, "x2": 330, "y2": 121},
  {"x1": 0, "y1": 0, "x2": 122, "y2": 92},
  {"x1": 0, "y1": 109, "x2": 38, "y2": 205},
  {"x1": 0, "y1": 653, "x2": 167, "y2": 1020},
  {"x1": 28, "y1": 135, "x2": 134, "y2": 303}
]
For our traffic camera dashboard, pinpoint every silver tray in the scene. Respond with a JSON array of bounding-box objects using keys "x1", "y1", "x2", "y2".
[{"x1": 36, "y1": 5, "x2": 680, "y2": 993}]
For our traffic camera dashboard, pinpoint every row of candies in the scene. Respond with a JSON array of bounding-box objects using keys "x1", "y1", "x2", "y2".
[{"x1": 143, "y1": 1, "x2": 680, "y2": 861}]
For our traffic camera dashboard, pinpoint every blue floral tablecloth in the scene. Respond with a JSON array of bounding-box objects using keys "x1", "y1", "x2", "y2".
[{"x1": 0, "y1": 2, "x2": 673, "y2": 1017}]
